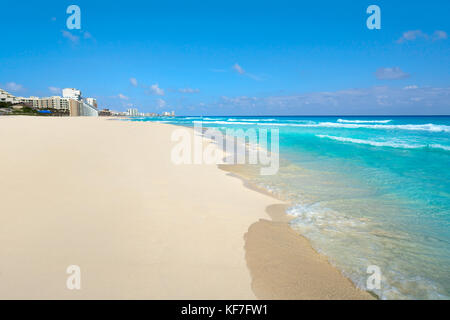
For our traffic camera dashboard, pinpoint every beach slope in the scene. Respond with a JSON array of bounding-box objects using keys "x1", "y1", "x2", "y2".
[{"x1": 0, "y1": 117, "x2": 371, "y2": 299}]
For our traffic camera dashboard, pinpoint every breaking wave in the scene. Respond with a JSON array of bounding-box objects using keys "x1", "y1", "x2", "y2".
[
  {"x1": 316, "y1": 134, "x2": 450, "y2": 151},
  {"x1": 337, "y1": 119, "x2": 392, "y2": 124}
]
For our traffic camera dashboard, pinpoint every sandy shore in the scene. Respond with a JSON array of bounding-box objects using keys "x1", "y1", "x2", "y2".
[{"x1": 0, "y1": 117, "x2": 372, "y2": 299}]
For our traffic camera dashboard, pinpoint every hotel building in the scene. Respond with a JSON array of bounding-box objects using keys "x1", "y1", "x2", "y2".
[
  {"x1": 86, "y1": 97, "x2": 98, "y2": 109},
  {"x1": 162, "y1": 111, "x2": 175, "y2": 116},
  {"x1": 0, "y1": 88, "x2": 18, "y2": 104},
  {"x1": 61, "y1": 88, "x2": 98, "y2": 117},
  {"x1": 127, "y1": 108, "x2": 139, "y2": 117},
  {"x1": 62, "y1": 88, "x2": 81, "y2": 101},
  {"x1": 1, "y1": 87, "x2": 99, "y2": 117}
]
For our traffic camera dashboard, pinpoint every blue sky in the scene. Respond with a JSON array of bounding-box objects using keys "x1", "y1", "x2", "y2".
[{"x1": 1, "y1": 0, "x2": 449, "y2": 115}]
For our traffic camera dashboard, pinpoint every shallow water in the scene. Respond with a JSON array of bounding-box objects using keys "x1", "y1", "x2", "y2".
[{"x1": 129, "y1": 115, "x2": 450, "y2": 299}]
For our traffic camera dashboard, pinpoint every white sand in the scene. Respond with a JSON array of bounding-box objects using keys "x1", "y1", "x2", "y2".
[{"x1": 0, "y1": 117, "x2": 372, "y2": 299}]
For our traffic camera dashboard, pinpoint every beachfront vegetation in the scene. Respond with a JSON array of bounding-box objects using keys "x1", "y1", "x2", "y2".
[
  {"x1": 0, "y1": 103, "x2": 70, "y2": 116},
  {"x1": 0, "y1": 101, "x2": 12, "y2": 108}
]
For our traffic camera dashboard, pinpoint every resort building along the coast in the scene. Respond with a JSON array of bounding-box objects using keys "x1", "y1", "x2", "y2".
[{"x1": 0, "y1": 87, "x2": 98, "y2": 117}]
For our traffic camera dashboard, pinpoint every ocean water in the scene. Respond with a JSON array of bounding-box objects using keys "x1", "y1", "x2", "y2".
[{"x1": 129, "y1": 115, "x2": 450, "y2": 300}]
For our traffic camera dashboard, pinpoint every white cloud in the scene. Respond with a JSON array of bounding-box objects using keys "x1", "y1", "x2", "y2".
[
  {"x1": 233, "y1": 63, "x2": 245, "y2": 75},
  {"x1": 403, "y1": 85, "x2": 418, "y2": 90},
  {"x1": 149, "y1": 83, "x2": 164, "y2": 96},
  {"x1": 48, "y1": 86, "x2": 61, "y2": 94},
  {"x1": 130, "y1": 78, "x2": 138, "y2": 87},
  {"x1": 118, "y1": 93, "x2": 129, "y2": 100},
  {"x1": 232, "y1": 63, "x2": 262, "y2": 80},
  {"x1": 61, "y1": 30, "x2": 80, "y2": 44},
  {"x1": 61, "y1": 30, "x2": 94, "y2": 44},
  {"x1": 156, "y1": 98, "x2": 166, "y2": 108},
  {"x1": 5, "y1": 82, "x2": 24, "y2": 92},
  {"x1": 83, "y1": 31, "x2": 93, "y2": 39},
  {"x1": 396, "y1": 30, "x2": 428, "y2": 43},
  {"x1": 179, "y1": 88, "x2": 200, "y2": 93},
  {"x1": 214, "y1": 86, "x2": 450, "y2": 115},
  {"x1": 397, "y1": 30, "x2": 447, "y2": 43},
  {"x1": 433, "y1": 30, "x2": 448, "y2": 41},
  {"x1": 375, "y1": 67, "x2": 410, "y2": 80}
]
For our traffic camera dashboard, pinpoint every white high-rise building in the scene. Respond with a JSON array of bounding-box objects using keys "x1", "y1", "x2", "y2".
[
  {"x1": 85, "y1": 97, "x2": 97, "y2": 108},
  {"x1": 162, "y1": 111, "x2": 175, "y2": 116},
  {"x1": 0, "y1": 88, "x2": 18, "y2": 104},
  {"x1": 127, "y1": 108, "x2": 139, "y2": 116},
  {"x1": 62, "y1": 88, "x2": 82, "y2": 101}
]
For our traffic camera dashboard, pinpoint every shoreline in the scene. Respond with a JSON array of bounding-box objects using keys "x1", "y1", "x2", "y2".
[
  {"x1": 217, "y1": 165, "x2": 374, "y2": 299},
  {"x1": 0, "y1": 116, "x2": 372, "y2": 299}
]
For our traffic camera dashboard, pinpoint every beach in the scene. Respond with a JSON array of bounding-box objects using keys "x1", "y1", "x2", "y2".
[{"x1": 0, "y1": 116, "x2": 372, "y2": 299}]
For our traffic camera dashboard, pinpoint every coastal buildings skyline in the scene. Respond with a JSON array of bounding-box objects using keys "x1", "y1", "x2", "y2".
[
  {"x1": 1, "y1": 87, "x2": 99, "y2": 117},
  {"x1": 125, "y1": 108, "x2": 175, "y2": 117},
  {"x1": 1, "y1": 87, "x2": 176, "y2": 118}
]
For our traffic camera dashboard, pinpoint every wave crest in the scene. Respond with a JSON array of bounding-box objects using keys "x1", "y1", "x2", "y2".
[
  {"x1": 337, "y1": 119, "x2": 392, "y2": 124},
  {"x1": 316, "y1": 135, "x2": 450, "y2": 151}
]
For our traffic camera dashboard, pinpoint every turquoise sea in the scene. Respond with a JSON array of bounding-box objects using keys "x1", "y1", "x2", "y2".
[{"x1": 129, "y1": 115, "x2": 450, "y2": 299}]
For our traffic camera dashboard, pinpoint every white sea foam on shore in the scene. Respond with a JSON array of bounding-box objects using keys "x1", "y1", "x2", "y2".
[{"x1": 337, "y1": 119, "x2": 392, "y2": 124}]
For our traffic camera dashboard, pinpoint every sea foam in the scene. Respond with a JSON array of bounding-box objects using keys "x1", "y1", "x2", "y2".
[
  {"x1": 316, "y1": 135, "x2": 450, "y2": 151},
  {"x1": 337, "y1": 119, "x2": 392, "y2": 124},
  {"x1": 255, "y1": 122, "x2": 450, "y2": 133}
]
